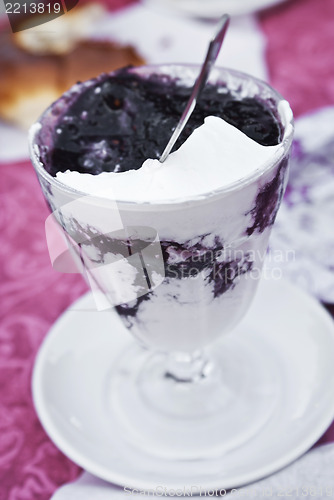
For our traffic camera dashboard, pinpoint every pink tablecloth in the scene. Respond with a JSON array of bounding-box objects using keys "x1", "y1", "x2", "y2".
[{"x1": 1, "y1": 0, "x2": 334, "y2": 498}]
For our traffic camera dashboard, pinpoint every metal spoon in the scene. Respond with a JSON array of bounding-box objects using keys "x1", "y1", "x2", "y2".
[{"x1": 159, "y1": 13, "x2": 230, "y2": 163}]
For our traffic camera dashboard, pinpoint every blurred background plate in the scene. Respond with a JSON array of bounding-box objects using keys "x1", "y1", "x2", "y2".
[{"x1": 143, "y1": 0, "x2": 289, "y2": 18}]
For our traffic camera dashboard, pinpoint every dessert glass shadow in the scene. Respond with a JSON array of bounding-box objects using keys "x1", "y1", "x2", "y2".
[{"x1": 29, "y1": 65, "x2": 294, "y2": 459}]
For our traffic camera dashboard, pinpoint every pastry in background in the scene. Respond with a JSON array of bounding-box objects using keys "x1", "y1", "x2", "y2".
[
  {"x1": 13, "y1": 3, "x2": 104, "y2": 55},
  {"x1": 0, "y1": 3, "x2": 145, "y2": 129}
]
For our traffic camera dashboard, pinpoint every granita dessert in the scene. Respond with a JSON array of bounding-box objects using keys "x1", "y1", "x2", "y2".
[
  {"x1": 30, "y1": 64, "x2": 294, "y2": 459},
  {"x1": 30, "y1": 65, "x2": 294, "y2": 354}
]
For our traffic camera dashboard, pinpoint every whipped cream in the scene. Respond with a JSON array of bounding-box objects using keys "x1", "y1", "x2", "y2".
[{"x1": 56, "y1": 116, "x2": 283, "y2": 202}]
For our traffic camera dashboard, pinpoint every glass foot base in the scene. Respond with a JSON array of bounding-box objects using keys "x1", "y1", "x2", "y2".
[{"x1": 106, "y1": 333, "x2": 280, "y2": 460}]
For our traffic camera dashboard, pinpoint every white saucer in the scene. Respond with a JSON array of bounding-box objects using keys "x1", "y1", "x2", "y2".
[
  {"x1": 32, "y1": 277, "x2": 334, "y2": 490},
  {"x1": 143, "y1": 0, "x2": 289, "y2": 18}
]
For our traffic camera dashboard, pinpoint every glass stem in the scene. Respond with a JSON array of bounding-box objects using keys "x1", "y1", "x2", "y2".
[{"x1": 165, "y1": 350, "x2": 211, "y2": 383}]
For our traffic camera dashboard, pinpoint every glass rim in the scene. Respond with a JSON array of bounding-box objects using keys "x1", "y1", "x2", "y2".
[{"x1": 29, "y1": 64, "x2": 294, "y2": 210}]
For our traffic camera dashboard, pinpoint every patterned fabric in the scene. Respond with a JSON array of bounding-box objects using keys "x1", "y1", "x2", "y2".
[
  {"x1": 0, "y1": 162, "x2": 86, "y2": 499},
  {"x1": 260, "y1": 0, "x2": 334, "y2": 118}
]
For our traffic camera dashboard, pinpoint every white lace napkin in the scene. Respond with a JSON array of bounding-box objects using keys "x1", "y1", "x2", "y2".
[
  {"x1": 268, "y1": 106, "x2": 334, "y2": 303},
  {"x1": 93, "y1": 4, "x2": 268, "y2": 79},
  {"x1": 0, "y1": 122, "x2": 30, "y2": 162},
  {"x1": 52, "y1": 443, "x2": 334, "y2": 499}
]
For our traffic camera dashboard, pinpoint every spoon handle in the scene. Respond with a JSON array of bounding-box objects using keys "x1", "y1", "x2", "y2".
[{"x1": 159, "y1": 14, "x2": 230, "y2": 163}]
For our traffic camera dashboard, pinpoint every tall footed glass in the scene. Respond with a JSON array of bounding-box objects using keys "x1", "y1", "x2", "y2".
[{"x1": 30, "y1": 65, "x2": 294, "y2": 459}]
